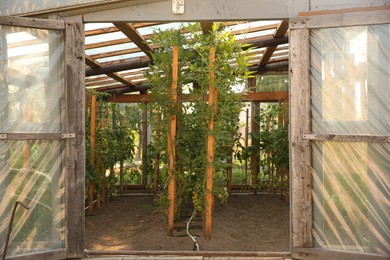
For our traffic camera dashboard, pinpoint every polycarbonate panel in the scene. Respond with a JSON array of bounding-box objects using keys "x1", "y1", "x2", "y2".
[
  {"x1": 310, "y1": 24, "x2": 390, "y2": 135},
  {"x1": 0, "y1": 140, "x2": 65, "y2": 257},
  {"x1": 0, "y1": 26, "x2": 65, "y2": 133},
  {"x1": 312, "y1": 142, "x2": 389, "y2": 255}
]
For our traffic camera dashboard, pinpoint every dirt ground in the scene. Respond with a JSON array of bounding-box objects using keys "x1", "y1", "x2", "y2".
[{"x1": 85, "y1": 194, "x2": 290, "y2": 252}]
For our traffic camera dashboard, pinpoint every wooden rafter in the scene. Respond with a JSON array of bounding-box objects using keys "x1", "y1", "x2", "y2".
[
  {"x1": 257, "y1": 19, "x2": 289, "y2": 67},
  {"x1": 113, "y1": 22, "x2": 154, "y2": 59},
  {"x1": 85, "y1": 55, "x2": 136, "y2": 87}
]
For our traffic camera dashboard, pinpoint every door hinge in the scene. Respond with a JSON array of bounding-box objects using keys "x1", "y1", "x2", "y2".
[
  {"x1": 0, "y1": 134, "x2": 6, "y2": 139},
  {"x1": 172, "y1": 0, "x2": 185, "y2": 14}
]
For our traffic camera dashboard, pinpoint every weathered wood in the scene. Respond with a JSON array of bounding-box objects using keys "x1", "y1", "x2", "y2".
[
  {"x1": 290, "y1": 8, "x2": 390, "y2": 29},
  {"x1": 205, "y1": 46, "x2": 217, "y2": 240},
  {"x1": 200, "y1": 21, "x2": 214, "y2": 34},
  {"x1": 293, "y1": 248, "x2": 390, "y2": 260},
  {"x1": 303, "y1": 134, "x2": 390, "y2": 143},
  {"x1": 85, "y1": 57, "x2": 151, "y2": 76},
  {"x1": 0, "y1": 16, "x2": 65, "y2": 30},
  {"x1": 105, "y1": 91, "x2": 289, "y2": 103},
  {"x1": 258, "y1": 20, "x2": 289, "y2": 66},
  {"x1": 64, "y1": 18, "x2": 85, "y2": 259},
  {"x1": 153, "y1": 154, "x2": 160, "y2": 194},
  {"x1": 167, "y1": 46, "x2": 179, "y2": 235},
  {"x1": 6, "y1": 249, "x2": 67, "y2": 260},
  {"x1": 0, "y1": 133, "x2": 69, "y2": 140},
  {"x1": 289, "y1": 28, "x2": 312, "y2": 248},
  {"x1": 113, "y1": 22, "x2": 154, "y2": 59},
  {"x1": 299, "y1": 5, "x2": 390, "y2": 17}
]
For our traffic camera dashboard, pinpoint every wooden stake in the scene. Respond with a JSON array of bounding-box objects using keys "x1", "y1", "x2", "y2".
[
  {"x1": 88, "y1": 95, "x2": 97, "y2": 216},
  {"x1": 153, "y1": 154, "x2": 160, "y2": 194},
  {"x1": 205, "y1": 46, "x2": 217, "y2": 240},
  {"x1": 244, "y1": 108, "x2": 249, "y2": 188},
  {"x1": 141, "y1": 90, "x2": 148, "y2": 186},
  {"x1": 167, "y1": 46, "x2": 179, "y2": 235}
]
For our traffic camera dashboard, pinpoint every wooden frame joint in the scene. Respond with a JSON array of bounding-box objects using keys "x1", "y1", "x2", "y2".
[{"x1": 0, "y1": 134, "x2": 7, "y2": 139}]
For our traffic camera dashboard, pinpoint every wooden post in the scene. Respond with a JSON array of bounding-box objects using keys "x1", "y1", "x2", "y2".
[
  {"x1": 244, "y1": 108, "x2": 249, "y2": 189},
  {"x1": 153, "y1": 154, "x2": 159, "y2": 194},
  {"x1": 167, "y1": 46, "x2": 179, "y2": 235},
  {"x1": 249, "y1": 77, "x2": 259, "y2": 194},
  {"x1": 22, "y1": 103, "x2": 31, "y2": 169},
  {"x1": 290, "y1": 28, "x2": 312, "y2": 248},
  {"x1": 88, "y1": 95, "x2": 97, "y2": 216},
  {"x1": 205, "y1": 46, "x2": 217, "y2": 240},
  {"x1": 141, "y1": 90, "x2": 148, "y2": 186}
]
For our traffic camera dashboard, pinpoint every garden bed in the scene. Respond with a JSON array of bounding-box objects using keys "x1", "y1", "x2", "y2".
[{"x1": 85, "y1": 194, "x2": 289, "y2": 252}]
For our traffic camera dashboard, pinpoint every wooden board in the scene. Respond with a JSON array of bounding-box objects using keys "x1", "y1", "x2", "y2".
[
  {"x1": 205, "y1": 46, "x2": 217, "y2": 240},
  {"x1": 289, "y1": 28, "x2": 312, "y2": 248},
  {"x1": 64, "y1": 17, "x2": 85, "y2": 259},
  {"x1": 293, "y1": 248, "x2": 390, "y2": 260}
]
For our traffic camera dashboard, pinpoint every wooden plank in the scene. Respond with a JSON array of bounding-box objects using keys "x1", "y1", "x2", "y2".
[
  {"x1": 290, "y1": 9, "x2": 390, "y2": 29},
  {"x1": 85, "y1": 55, "x2": 136, "y2": 87},
  {"x1": 293, "y1": 248, "x2": 390, "y2": 260},
  {"x1": 113, "y1": 22, "x2": 154, "y2": 59},
  {"x1": 303, "y1": 134, "x2": 390, "y2": 143},
  {"x1": 6, "y1": 249, "x2": 66, "y2": 260},
  {"x1": 0, "y1": 16, "x2": 65, "y2": 30},
  {"x1": 141, "y1": 90, "x2": 148, "y2": 186},
  {"x1": 0, "y1": 133, "x2": 66, "y2": 140},
  {"x1": 249, "y1": 78, "x2": 260, "y2": 195},
  {"x1": 258, "y1": 20, "x2": 289, "y2": 66},
  {"x1": 167, "y1": 46, "x2": 179, "y2": 235},
  {"x1": 64, "y1": 17, "x2": 85, "y2": 259},
  {"x1": 205, "y1": 46, "x2": 217, "y2": 240},
  {"x1": 299, "y1": 5, "x2": 390, "y2": 17},
  {"x1": 289, "y1": 28, "x2": 312, "y2": 248},
  {"x1": 106, "y1": 91, "x2": 289, "y2": 103}
]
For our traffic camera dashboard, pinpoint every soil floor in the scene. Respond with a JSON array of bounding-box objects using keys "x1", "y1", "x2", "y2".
[{"x1": 85, "y1": 194, "x2": 290, "y2": 252}]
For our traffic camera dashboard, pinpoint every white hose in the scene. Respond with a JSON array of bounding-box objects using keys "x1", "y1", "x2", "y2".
[{"x1": 186, "y1": 209, "x2": 200, "y2": 251}]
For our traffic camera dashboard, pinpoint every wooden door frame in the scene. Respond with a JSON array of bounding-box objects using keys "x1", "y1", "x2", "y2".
[
  {"x1": 0, "y1": 16, "x2": 85, "y2": 260},
  {"x1": 289, "y1": 7, "x2": 390, "y2": 260}
]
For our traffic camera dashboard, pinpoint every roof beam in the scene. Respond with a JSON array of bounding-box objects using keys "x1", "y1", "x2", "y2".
[
  {"x1": 257, "y1": 19, "x2": 289, "y2": 67},
  {"x1": 85, "y1": 57, "x2": 151, "y2": 76},
  {"x1": 85, "y1": 55, "x2": 136, "y2": 87},
  {"x1": 113, "y1": 22, "x2": 154, "y2": 59}
]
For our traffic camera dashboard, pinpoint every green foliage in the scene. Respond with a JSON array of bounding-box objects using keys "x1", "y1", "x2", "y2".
[
  {"x1": 85, "y1": 91, "x2": 137, "y2": 198},
  {"x1": 145, "y1": 23, "x2": 252, "y2": 217},
  {"x1": 256, "y1": 75, "x2": 289, "y2": 92}
]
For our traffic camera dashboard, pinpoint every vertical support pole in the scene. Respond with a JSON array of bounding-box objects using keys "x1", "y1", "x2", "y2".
[
  {"x1": 88, "y1": 95, "x2": 96, "y2": 216},
  {"x1": 205, "y1": 46, "x2": 217, "y2": 240},
  {"x1": 290, "y1": 28, "x2": 312, "y2": 248},
  {"x1": 244, "y1": 108, "x2": 249, "y2": 189},
  {"x1": 153, "y1": 154, "x2": 159, "y2": 194},
  {"x1": 141, "y1": 90, "x2": 148, "y2": 187},
  {"x1": 65, "y1": 18, "x2": 85, "y2": 258},
  {"x1": 249, "y1": 77, "x2": 259, "y2": 194},
  {"x1": 22, "y1": 103, "x2": 31, "y2": 169},
  {"x1": 167, "y1": 46, "x2": 179, "y2": 235}
]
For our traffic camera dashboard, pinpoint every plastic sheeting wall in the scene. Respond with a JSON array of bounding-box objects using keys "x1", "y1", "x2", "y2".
[{"x1": 310, "y1": 24, "x2": 390, "y2": 255}]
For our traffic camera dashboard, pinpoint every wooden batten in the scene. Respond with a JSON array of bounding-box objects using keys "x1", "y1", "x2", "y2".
[
  {"x1": 167, "y1": 46, "x2": 179, "y2": 235},
  {"x1": 205, "y1": 46, "x2": 217, "y2": 240},
  {"x1": 140, "y1": 90, "x2": 148, "y2": 186},
  {"x1": 289, "y1": 28, "x2": 312, "y2": 249}
]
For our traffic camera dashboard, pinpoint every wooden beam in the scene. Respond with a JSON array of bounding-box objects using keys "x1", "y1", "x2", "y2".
[
  {"x1": 167, "y1": 46, "x2": 179, "y2": 236},
  {"x1": 113, "y1": 22, "x2": 154, "y2": 59},
  {"x1": 85, "y1": 55, "x2": 136, "y2": 87},
  {"x1": 258, "y1": 20, "x2": 289, "y2": 67},
  {"x1": 290, "y1": 28, "x2": 312, "y2": 248},
  {"x1": 205, "y1": 46, "x2": 217, "y2": 240},
  {"x1": 105, "y1": 91, "x2": 289, "y2": 103},
  {"x1": 200, "y1": 21, "x2": 213, "y2": 34},
  {"x1": 293, "y1": 248, "x2": 390, "y2": 260},
  {"x1": 85, "y1": 57, "x2": 151, "y2": 76}
]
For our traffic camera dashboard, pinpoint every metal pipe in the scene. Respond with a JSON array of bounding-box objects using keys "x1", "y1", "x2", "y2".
[
  {"x1": 84, "y1": 249, "x2": 290, "y2": 257},
  {"x1": 2, "y1": 201, "x2": 29, "y2": 260}
]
